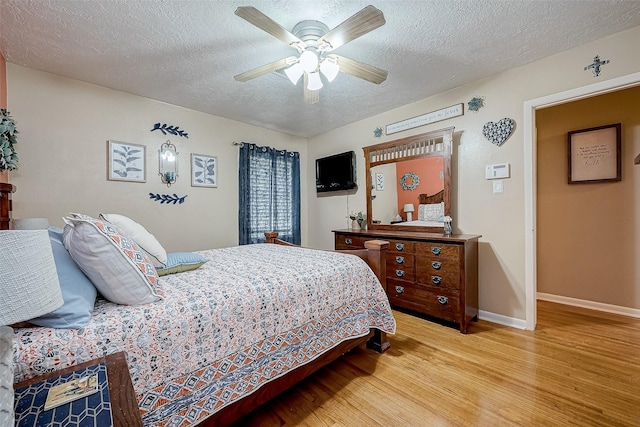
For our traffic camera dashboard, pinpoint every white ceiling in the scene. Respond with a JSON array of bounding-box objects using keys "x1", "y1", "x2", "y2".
[{"x1": 1, "y1": 0, "x2": 640, "y2": 138}]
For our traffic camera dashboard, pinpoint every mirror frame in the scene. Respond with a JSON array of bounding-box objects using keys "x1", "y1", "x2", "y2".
[{"x1": 363, "y1": 127, "x2": 454, "y2": 233}]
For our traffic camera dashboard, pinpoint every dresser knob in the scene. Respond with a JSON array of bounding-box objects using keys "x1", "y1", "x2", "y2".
[
  {"x1": 345, "y1": 238, "x2": 352, "y2": 245},
  {"x1": 395, "y1": 286, "x2": 405, "y2": 295},
  {"x1": 395, "y1": 270, "x2": 405, "y2": 278},
  {"x1": 437, "y1": 295, "x2": 448, "y2": 305},
  {"x1": 432, "y1": 276, "x2": 442, "y2": 285},
  {"x1": 431, "y1": 261, "x2": 442, "y2": 270},
  {"x1": 431, "y1": 247, "x2": 442, "y2": 255},
  {"x1": 395, "y1": 243, "x2": 404, "y2": 251},
  {"x1": 395, "y1": 256, "x2": 404, "y2": 264}
]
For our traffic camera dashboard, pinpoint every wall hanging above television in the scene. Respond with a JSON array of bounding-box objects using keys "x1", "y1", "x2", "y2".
[{"x1": 316, "y1": 151, "x2": 357, "y2": 193}]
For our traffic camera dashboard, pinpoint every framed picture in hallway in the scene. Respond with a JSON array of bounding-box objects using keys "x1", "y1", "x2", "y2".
[{"x1": 568, "y1": 123, "x2": 621, "y2": 184}]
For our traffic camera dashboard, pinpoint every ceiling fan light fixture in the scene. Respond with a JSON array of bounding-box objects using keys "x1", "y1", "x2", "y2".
[
  {"x1": 320, "y1": 57, "x2": 340, "y2": 82},
  {"x1": 299, "y1": 50, "x2": 319, "y2": 73},
  {"x1": 307, "y1": 71, "x2": 323, "y2": 91},
  {"x1": 284, "y1": 62, "x2": 304, "y2": 85}
]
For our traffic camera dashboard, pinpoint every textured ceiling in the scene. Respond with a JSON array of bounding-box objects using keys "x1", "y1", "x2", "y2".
[{"x1": 1, "y1": 0, "x2": 640, "y2": 137}]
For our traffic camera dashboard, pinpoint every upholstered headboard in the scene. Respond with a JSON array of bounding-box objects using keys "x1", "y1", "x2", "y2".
[{"x1": 418, "y1": 190, "x2": 444, "y2": 205}]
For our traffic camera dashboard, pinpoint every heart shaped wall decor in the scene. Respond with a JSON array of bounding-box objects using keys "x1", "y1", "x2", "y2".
[{"x1": 482, "y1": 118, "x2": 515, "y2": 146}]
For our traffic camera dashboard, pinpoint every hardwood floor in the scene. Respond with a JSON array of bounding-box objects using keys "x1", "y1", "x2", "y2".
[{"x1": 233, "y1": 301, "x2": 640, "y2": 426}]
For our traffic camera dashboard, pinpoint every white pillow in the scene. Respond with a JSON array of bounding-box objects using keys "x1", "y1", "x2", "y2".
[
  {"x1": 63, "y1": 213, "x2": 163, "y2": 305},
  {"x1": 419, "y1": 202, "x2": 444, "y2": 221},
  {"x1": 99, "y1": 213, "x2": 167, "y2": 268}
]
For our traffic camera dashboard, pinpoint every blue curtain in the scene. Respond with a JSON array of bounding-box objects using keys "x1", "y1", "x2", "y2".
[{"x1": 238, "y1": 143, "x2": 301, "y2": 245}]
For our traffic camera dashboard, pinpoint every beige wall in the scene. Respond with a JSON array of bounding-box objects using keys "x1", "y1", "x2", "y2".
[
  {"x1": 307, "y1": 26, "x2": 640, "y2": 321},
  {"x1": 7, "y1": 65, "x2": 308, "y2": 251},
  {"x1": 536, "y1": 86, "x2": 640, "y2": 308}
]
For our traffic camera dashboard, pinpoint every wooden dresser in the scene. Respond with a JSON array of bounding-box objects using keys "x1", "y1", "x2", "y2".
[
  {"x1": 0, "y1": 183, "x2": 15, "y2": 230},
  {"x1": 334, "y1": 229, "x2": 481, "y2": 333}
]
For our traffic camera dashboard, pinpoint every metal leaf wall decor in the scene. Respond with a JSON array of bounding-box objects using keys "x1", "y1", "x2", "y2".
[
  {"x1": 150, "y1": 123, "x2": 189, "y2": 138},
  {"x1": 149, "y1": 193, "x2": 188, "y2": 204}
]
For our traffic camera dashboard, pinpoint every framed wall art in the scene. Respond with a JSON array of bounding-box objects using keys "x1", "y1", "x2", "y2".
[
  {"x1": 191, "y1": 153, "x2": 217, "y2": 187},
  {"x1": 568, "y1": 123, "x2": 621, "y2": 184},
  {"x1": 107, "y1": 140, "x2": 146, "y2": 183}
]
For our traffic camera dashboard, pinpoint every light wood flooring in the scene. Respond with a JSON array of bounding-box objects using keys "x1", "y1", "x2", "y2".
[{"x1": 233, "y1": 301, "x2": 640, "y2": 426}]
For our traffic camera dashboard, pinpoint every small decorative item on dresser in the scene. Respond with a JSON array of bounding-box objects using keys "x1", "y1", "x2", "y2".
[
  {"x1": 443, "y1": 216, "x2": 452, "y2": 236},
  {"x1": 349, "y1": 211, "x2": 365, "y2": 230}
]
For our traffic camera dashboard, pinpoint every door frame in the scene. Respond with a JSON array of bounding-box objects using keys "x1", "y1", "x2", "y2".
[{"x1": 523, "y1": 71, "x2": 640, "y2": 330}]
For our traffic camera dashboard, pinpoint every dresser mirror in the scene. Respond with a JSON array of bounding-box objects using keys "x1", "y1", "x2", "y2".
[{"x1": 363, "y1": 127, "x2": 453, "y2": 233}]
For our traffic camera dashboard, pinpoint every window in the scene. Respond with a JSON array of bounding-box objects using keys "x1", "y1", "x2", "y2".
[{"x1": 238, "y1": 143, "x2": 301, "y2": 245}]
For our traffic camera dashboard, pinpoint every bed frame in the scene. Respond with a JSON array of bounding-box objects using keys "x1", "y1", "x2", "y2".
[{"x1": 200, "y1": 233, "x2": 391, "y2": 426}]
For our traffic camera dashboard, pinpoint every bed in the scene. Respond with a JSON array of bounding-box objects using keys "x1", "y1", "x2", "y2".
[
  {"x1": 402, "y1": 190, "x2": 446, "y2": 227},
  {"x1": 11, "y1": 219, "x2": 396, "y2": 426}
]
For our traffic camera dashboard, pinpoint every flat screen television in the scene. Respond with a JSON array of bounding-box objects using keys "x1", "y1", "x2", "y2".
[{"x1": 316, "y1": 151, "x2": 357, "y2": 193}]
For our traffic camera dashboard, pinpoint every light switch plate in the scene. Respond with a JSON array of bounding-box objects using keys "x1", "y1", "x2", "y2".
[{"x1": 493, "y1": 180, "x2": 504, "y2": 194}]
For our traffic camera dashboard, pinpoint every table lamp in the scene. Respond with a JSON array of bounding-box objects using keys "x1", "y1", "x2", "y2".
[
  {"x1": 0, "y1": 230, "x2": 63, "y2": 427},
  {"x1": 404, "y1": 203, "x2": 415, "y2": 222}
]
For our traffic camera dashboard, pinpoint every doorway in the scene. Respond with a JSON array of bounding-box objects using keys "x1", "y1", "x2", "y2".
[{"x1": 523, "y1": 71, "x2": 640, "y2": 330}]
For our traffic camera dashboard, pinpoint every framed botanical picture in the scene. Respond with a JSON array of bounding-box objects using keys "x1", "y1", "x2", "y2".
[
  {"x1": 568, "y1": 123, "x2": 621, "y2": 184},
  {"x1": 191, "y1": 153, "x2": 217, "y2": 187},
  {"x1": 107, "y1": 140, "x2": 146, "y2": 182}
]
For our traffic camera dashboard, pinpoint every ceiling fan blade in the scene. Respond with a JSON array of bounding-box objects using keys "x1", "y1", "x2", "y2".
[
  {"x1": 303, "y1": 74, "x2": 319, "y2": 104},
  {"x1": 333, "y1": 55, "x2": 387, "y2": 84},
  {"x1": 234, "y1": 56, "x2": 298, "y2": 82},
  {"x1": 235, "y1": 7, "x2": 305, "y2": 49},
  {"x1": 317, "y1": 5, "x2": 385, "y2": 52}
]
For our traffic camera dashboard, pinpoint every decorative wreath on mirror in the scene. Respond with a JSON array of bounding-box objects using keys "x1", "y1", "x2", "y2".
[{"x1": 400, "y1": 172, "x2": 420, "y2": 191}]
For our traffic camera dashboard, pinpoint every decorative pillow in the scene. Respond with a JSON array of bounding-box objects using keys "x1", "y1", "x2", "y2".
[
  {"x1": 99, "y1": 213, "x2": 167, "y2": 268},
  {"x1": 157, "y1": 252, "x2": 207, "y2": 276},
  {"x1": 418, "y1": 202, "x2": 444, "y2": 222},
  {"x1": 63, "y1": 214, "x2": 163, "y2": 305},
  {"x1": 28, "y1": 227, "x2": 98, "y2": 329}
]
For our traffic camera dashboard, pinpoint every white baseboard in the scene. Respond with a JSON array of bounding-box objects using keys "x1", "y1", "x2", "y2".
[
  {"x1": 537, "y1": 293, "x2": 640, "y2": 319},
  {"x1": 478, "y1": 310, "x2": 527, "y2": 330}
]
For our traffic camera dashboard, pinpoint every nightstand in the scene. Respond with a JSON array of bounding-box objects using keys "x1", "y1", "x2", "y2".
[{"x1": 14, "y1": 351, "x2": 142, "y2": 427}]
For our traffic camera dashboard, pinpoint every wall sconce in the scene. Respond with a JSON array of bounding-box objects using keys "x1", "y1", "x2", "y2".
[{"x1": 159, "y1": 141, "x2": 178, "y2": 187}]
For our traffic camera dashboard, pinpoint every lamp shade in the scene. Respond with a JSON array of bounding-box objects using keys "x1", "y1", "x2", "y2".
[
  {"x1": 307, "y1": 71, "x2": 323, "y2": 91},
  {"x1": 284, "y1": 62, "x2": 304, "y2": 85},
  {"x1": 0, "y1": 230, "x2": 63, "y2": 325},
  {"x1": 11, "y1": 217, "x2": 50, "y2": 230},
  {"x1": 299, "y1": 50, "x2": 318, "y2": 73},
  {"x1": 320, "y1": 57, "x2": 340, "y2": 82},
  {"x1": 403, "y1": 204, "x2": 415, "y2": 213}
]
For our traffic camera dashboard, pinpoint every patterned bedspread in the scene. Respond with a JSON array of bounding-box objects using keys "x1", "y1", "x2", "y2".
[{"x1": 12, "y1": 244, "x2": 396, "y2": 426}]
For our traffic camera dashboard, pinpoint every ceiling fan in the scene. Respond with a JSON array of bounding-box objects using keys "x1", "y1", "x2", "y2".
[{"x1": 234, "y1": 5, "x2": 388, "y2": 104}]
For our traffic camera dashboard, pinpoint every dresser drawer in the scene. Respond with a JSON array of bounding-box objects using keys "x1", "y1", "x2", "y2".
[
  {"x1": 415, "y1": 258, "x2": 460, "y2": 291},
  {"x1": 386, "y1": 253, "x2": 415, "y2": 281},
  {"x1": 415, "y1": 242, "x2": 461, "y2": 260},
  {"x1": 387, "y1": 280, "x2": 460, "y2": 323},
  {"x1": 334, "y1": 234, "x2": 366, "y2": 250},
  {"x1": 387, "y1": 240, "x2": 415, "y2": 253}
]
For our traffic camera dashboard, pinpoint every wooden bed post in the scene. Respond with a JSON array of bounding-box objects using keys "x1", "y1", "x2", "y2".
[{"x1": 361, "y1": 239, "x2": 391, "y2": 353}]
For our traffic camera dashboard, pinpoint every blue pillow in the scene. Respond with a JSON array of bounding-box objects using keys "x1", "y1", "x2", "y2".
[
  {"x1": 156, "y1": 252, "x2": 207, "y2": 276},
  {"x1": 28, "y1": 227, "x2": 97, "y2": 329}
]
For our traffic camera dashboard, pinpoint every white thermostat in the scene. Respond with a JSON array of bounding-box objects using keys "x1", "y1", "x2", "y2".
[{"x1": 485, "y1": 163, "x2": 510, "y2": 180}]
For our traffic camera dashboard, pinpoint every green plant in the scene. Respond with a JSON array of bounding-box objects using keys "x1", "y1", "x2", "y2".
[
  {"x1": 349, "y1": 211, "x2": 365, "y2": 221},
  {"x1": 0, "y1": 109, "x2": 18, "y2": 172}
]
